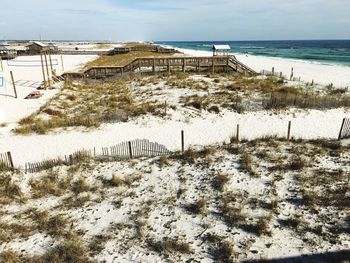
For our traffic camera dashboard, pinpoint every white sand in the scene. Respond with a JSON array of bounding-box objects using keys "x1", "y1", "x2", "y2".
[
  {"x1": 176, "y1": 48, "x2": 350, "y2": 88},
  {"x1": 0, "y1": 108, "x2": 347, "y2": 168},
  {"x1": 0, "y1": 49, "x2": 349, "y2": 168},
  {"x1": 0, "y1": 55, "x2": 97, "y2": 123}
]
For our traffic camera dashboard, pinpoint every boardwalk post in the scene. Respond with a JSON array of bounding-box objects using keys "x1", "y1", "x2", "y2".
[
  {"x1": 40, "y1": 53, "x2": 47, "y2": 88},
  {"x1": 290, "y1": 67, "x2": 294, "y2": 81},
  {"x1": 272, "y1": 67, "x2": 275, "y2": 76},
  {"x1": 167, "y1": 59, "x2": 170, "y2": 73},
  {"x1": 236, "y1": 124, "x2": 240, "y2": 142},
  {"x1": 183, "y1": 59, "x2": 186, "y2": 73},
  {"x1": 128, "y1": 141, "x2": 133, "y2": 158},
  {"x1": 287, "y1": 121, "x2": 292, "y2": 140},
  {"x1": 226, "y1": 57, "x2": 229, "y2": 73},
  {"x1": 212, "y1": 59, "x2": 215, "y2": 74},
  {"x1": 44, "y1": 52, "x2": 51, "y2": 87},
  {"x1": 197, "y1": 60, "x2": 200, "y2": 73},
  {"x1": 0, "y1": 57, "x2": 3, "y2": 72},
  {"x1": 7, "y1": 152, "x2": 14, "y2": 170},
  {"x1": 338, "y1": 118, "x2": 346, "y2": 140},
  {"x1": 181, "y1": 130, "x2": 185, "y2": 153},
  {"x1": 61, "y1": 55, "x2": 65, "y2": 72},
  {"x1": 48, "y1": 51, "x2": 53, "y2": 72},
  {"x1": 164, "y1": 101, "x2": 167, "y2": 116},
  {"x1": 152, "y1": 59, "x2": 156, "y2": 73},
  {"x1": 10, "y1": 71, "x2": 18, "y2": 99}
]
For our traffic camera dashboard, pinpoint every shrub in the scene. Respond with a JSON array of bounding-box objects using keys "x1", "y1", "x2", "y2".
[
  {"x1": 209, "y1": 241, "x2": 235, "y2": 262},
  {"x1": 147, "y1": 237, "x2": 192, "y2": 254},
  {"x1": 288, "y1": 156, "x2": 306, "y2": 170},
  {"x1": 72, "y1": 178, "x2": 89, "y2": 194},
  {"x1": 184, "y1": 198, "x2": 207, "y2": 215},
  {"x1": 212, "y1": 173, "x2": 229, "y2": 191}
]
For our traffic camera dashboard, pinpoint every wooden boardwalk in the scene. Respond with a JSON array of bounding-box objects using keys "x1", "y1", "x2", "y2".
[{"x1": 62, "y1": 55, "x2": 256, "y2": 80}]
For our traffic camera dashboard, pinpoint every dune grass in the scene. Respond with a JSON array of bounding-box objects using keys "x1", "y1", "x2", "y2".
[{"x1": 83, "y1": 51, "x2": 172, "y2": 70}]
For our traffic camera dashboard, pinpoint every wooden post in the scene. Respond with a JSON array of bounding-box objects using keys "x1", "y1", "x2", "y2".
[
  {"x1": 181, "y1": 130, "x2": 185, "y2": 153},
  {"x1": 167, "y1": 59, "x2": 170, "y2": 73},
  {"x1": 197, "y1": 60, "x2": 200, "y2": 73},
  {"x1": 272, "y1": 67, "x2": 275, "y2": 76},
  {"x1": 164, "y1": 101, "x2": 167, "y2": 116},
  {"x1": 10, "y1": 71, "x2": 18, "y2": 99},
  {"x1": 7, "y1": 152, "x2": 14, "y2": 170},
  {"x1": 61, "y1": 55, "x2": 65, "y2": 72},
  {"x1": 40, "y1": 53, "x2": 47, "y2": 88},
  {"x1": 226, "y1": 57, "x2": 229, "y2": 73},
  {"x1": 44, "y1": 52, "x2": 51, "y2": 87},
  {"x1": 212, "y1": 59, "x2": 215, "y2": 74},
  {"x1": 121, "y1": 68, "x2": 123, "y2": 77},
  {"x1": 183, "y1": 59, "x2": 186, "y2": 73},
  {"x1": 287, "y1": 121, "x2": 292, "y2": 140},
  {"x1": 48, "y1": 51, "x2": 53, "y2": 72},
  {"x1": 152, "y1": 59, "x2": 156, "y2": 73},
  {"x1": 236, "y1": 124, "x2": 240, "y2": 142},
  {"x1": 128, "y1": 141, "x2": 133, "y2": 158},
  {"x1": 0, "y1": 57, "x2": 3, "y2": 72},
  {"x1": 290, "y1": 67, "x2": 294, "y2": 81},
  {"x1": 338, "y1": 118, "x2": 346, "y2": 140}
]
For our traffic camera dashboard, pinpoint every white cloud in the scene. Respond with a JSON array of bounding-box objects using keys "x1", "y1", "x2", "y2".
[{"x1": 0, "y1": 0, "x2": 349, "y2": 40}]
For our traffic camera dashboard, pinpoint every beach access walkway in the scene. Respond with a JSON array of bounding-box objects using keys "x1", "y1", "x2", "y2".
[{"x1": 62, "y1": 55, "x2": 256, "y2": 79}]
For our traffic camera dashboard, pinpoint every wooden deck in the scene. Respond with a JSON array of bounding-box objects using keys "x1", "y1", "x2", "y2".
[{"x1": 62, "y1": 55, "x2": 256, "y2": 79}]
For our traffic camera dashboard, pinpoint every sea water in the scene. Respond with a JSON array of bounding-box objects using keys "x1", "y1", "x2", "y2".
[{"x1": 156, "y1": 40, "x2": 350, "y2": 67}]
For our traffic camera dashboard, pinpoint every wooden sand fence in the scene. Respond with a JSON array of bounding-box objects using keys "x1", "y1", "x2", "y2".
[
  {"x1": 102, "y1": 139, "x2": 171, "y2": 160},
  {"x1": 338, "y1": 118, "x2": 350, "y2": 140},
  {"x1": 0, "y1": 152, "x2": 14, "y2": 171},
  {"x1": 25, "y1": 139, "x2": 171, "y2": 173},
  {"x1": 25, "y1": 149, "x2": 92, "y2": 173}
]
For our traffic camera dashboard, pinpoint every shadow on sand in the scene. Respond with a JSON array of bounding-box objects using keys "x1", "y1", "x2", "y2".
[{"x1": 242, "y1": 250, "x2": 350, "y2": 263}]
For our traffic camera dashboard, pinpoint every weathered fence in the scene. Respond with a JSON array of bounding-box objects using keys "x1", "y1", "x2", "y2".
[
  {"x1": 102, "y1": 139, "x2": 171, "y2": 159},
  {"x1": 338, "y1": 118, "x2": 350, "y2": 140},
  {"x1": 25, "y1": 140, "x2": 171, "y2": 173},
  {"x1": 25, "y1": 149, "x2": 92, "y2": 173},
  {"x1": 0, "y1": 152, "x2": 14, "y2": 171}
]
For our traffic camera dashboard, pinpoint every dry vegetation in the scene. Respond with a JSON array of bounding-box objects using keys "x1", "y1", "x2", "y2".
[
  {"x1": 14, "y1": 73, "x2": 350, "y2": 135},
  {"x1": 83, "y1": 51, "x2": 172, "y2": 69},
  {"x1": 0, "y1": 138, "x2": 349, "y2": 262}
]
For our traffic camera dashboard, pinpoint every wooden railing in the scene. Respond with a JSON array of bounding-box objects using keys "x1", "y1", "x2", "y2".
[{"x1": 63, "y1": 56, "x2": 257, "y2": 79}]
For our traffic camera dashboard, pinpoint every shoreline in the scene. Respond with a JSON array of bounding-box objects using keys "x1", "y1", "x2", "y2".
[{"x1": 162, "y1": 45, "x2": 350, "y2": 88}]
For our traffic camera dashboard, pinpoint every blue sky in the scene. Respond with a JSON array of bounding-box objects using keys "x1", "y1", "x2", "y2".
[{"x1": 0, "y1": 0, "x2": 349, "y2": 40}]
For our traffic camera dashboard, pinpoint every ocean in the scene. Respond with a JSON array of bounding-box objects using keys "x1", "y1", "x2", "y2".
[{"x1": 156, "y1": 40, "x2": 350, "y2": 67}]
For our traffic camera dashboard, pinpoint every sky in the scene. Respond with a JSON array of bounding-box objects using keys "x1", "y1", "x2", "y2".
[{"x1": 0, "y1": 0, "x2": 349, "y2": 41}]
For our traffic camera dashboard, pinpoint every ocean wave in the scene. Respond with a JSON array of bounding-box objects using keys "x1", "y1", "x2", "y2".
[{"x1": 238, "y1": 46, "x2": 265, "y2": 49}]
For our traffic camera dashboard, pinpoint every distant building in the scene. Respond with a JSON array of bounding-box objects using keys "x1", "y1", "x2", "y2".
[
  {"x1": 27, "y1": 41, "x2": 49, "y2": 54},
  {"x1": 0, "y1": 43, "x2": 17, "y2": 59},
  {"x1": 212, "y1": 45, "x2": 231, "y2": 56},
  {"x1": 47, "y1": 42, "x2": 59, "y2": 52}
]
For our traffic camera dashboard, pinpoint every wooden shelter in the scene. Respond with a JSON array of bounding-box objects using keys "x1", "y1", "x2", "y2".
[
  {"x1": 0, "y1": 43, "x2": 17, "y2": 60},
  {"x1": 212, "y1": 45, "x2": 231, "y2": 56},
  {"x1": 27, "y1": 41, "x2": 49, "y2": 55}
]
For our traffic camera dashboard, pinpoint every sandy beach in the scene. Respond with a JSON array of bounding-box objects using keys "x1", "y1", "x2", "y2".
[{"x1": 174, "y1": 47, "x2": 350, "y2": 88}]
